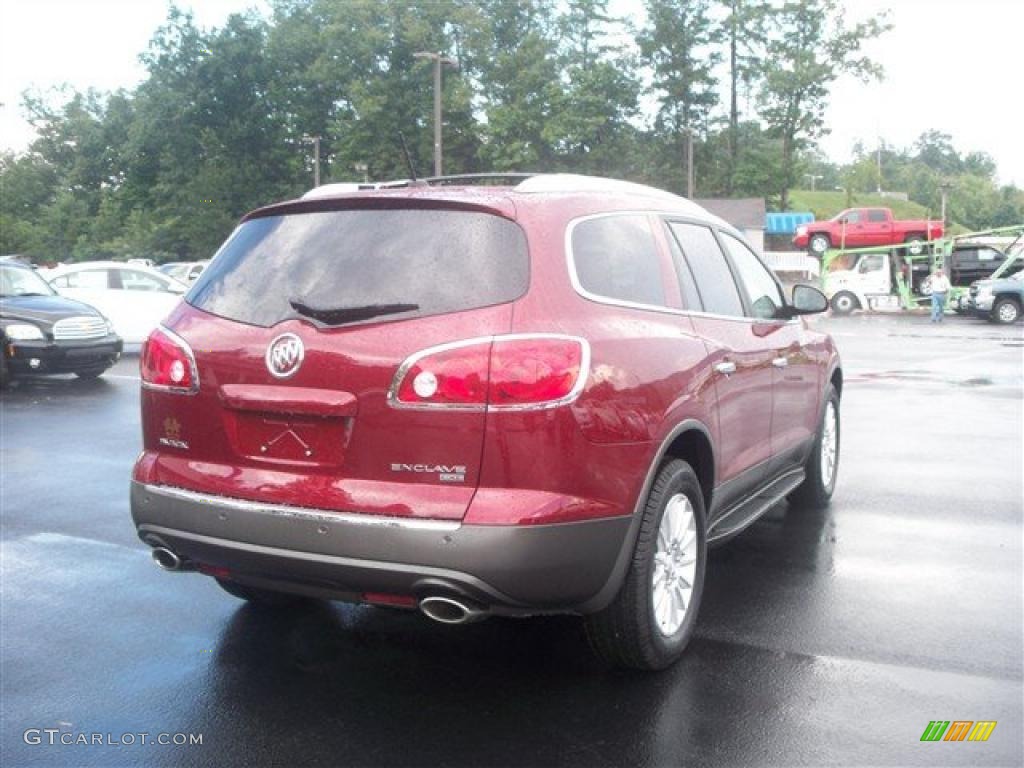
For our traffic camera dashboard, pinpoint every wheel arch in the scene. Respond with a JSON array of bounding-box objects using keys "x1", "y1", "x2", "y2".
[
  {"x1": 661, "y1": 426, "x2": 715, "y2": 514},
  {"x1": 829, "y1": 364, "x2": 843, "y2": 399},
  {"x1": 577, "y1": 418, "x2": 716, "y2": 614}
]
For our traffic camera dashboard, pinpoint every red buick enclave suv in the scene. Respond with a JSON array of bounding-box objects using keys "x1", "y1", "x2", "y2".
[{"x1": 131, "y1": 174, "x2": 841, "y2": 669}]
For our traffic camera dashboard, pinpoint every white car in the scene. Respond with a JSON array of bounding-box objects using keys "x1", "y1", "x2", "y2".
[
  {"x1": 159, "y1": 260, "x2": 209, "y2": 284},
  {"x1": 44, "y1": 262, "x2": 188, "y2": 343}
]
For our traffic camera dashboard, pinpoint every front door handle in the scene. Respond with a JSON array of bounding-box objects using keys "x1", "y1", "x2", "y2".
[
  {"x1": 714, "y1": 361, "x2": 737, "y2": 376},
  {"x1": 772, "y1": 357, "x2": 789, "y2": 369}
]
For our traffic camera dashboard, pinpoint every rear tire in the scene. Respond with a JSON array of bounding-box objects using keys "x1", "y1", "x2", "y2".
[
  {"x1": 790, "y1": 385, "x2": 840, "y2": 508},
  {"x1": 830, "y1": 291, "x2": 859, "y2": 315},
  {"x1": 904, "y1": 234, "x2": 925, "y2": 255},
  {"x1": 585, "y1": 459, "x2": 707, "y2": 670},
  {"x1": 809, "y1": 234, "x2": 831, "y2": 255},
  {"x1": 215, "y1": 577, "x2": 308, "y2": 607},
  {"x1": 992, "y1": 297, "x2": 1021, "y2": 324}
]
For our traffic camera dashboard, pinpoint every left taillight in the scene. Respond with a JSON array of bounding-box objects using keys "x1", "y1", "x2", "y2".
[
  {"x1": 389, "y1": 334, "x2": 589, "y2": 412},
  {"x1": 140, "y1": 326, "x2": 199, "y2": 394}
]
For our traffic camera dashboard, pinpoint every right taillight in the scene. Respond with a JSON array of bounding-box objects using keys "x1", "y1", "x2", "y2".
[
  {"x1": 389, "y1": 334, "x2": 589, "y2": 411},
  {"x1": 140, "y1": 326, "x2": 199, "y2": 394}
]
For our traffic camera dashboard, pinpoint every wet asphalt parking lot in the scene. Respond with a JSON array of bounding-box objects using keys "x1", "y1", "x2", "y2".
[{"x1": 1, "y1": 312, "x2": 1022, "y2": 767}]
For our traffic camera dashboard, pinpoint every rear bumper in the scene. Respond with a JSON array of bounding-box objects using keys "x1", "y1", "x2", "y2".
[
  {"x1": 6, "y1": 336, "x2": 122, "y2": 374},
  {"x1": 130, "y1": 482, "x2": 632, "y2": 615}
]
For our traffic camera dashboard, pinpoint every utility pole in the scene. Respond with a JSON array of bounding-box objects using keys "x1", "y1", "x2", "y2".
[
  {"x1": 877, "y1": 140, "x2": 883, "y2": 194},
  {"x1": 414, "y1": 51, "x2": 457, "y2": 177},
  {"x1": 940, "y1": 181, "x2": 952, "y2": 227},
  {"x1": 682, "y1": 126, "x2": 695, "y2": 198},
  {"x1": 303, "y1": 134, "x2": 321, "y2": 187}
]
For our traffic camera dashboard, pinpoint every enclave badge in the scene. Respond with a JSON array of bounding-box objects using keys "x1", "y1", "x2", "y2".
[{"x1": 266, "y1": 333, "x2": 304, "y2": 378}]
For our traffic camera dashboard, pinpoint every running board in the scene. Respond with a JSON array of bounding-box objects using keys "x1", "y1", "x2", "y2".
[{"x1": 707, "y1": 468, "x2": 806, "y2": 545}]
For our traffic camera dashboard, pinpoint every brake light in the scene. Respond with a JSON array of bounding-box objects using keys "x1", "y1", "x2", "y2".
[
  {"x1": 140, "y1": 326, "x2": 199, "y2": 394},
  {"x1": 394, "y1": 339, "x2": 490, "y2": 408},
  {"x1": 489, "y1": 337, "x2": 584, "y2": 407},
  {"x1": 390, "y1": 335, "x2": 588, "y2": 411}
]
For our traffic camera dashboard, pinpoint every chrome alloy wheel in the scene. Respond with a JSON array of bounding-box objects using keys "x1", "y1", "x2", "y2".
[
  {"x1": 997, "y1": 301, "x2": 1019, "y2": 324},
  {"x1": 652, "y1": 493, "x2": 698, "y2": 636},
  {"x1": 821, "y1": 401, "x2": 838, "y2": 488}
]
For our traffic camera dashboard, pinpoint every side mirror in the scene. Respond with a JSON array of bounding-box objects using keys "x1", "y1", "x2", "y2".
[{"x1": 790, "y1": 284, "x2": 828, "y2": 315}]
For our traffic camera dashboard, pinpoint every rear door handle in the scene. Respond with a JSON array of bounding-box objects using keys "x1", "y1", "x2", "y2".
[
  {"x1": 714, "y1": 361, "x2": 737, "y2": 376},
  {"x1": 772, "y1": 357, "x2": 789, "y2": 369}
]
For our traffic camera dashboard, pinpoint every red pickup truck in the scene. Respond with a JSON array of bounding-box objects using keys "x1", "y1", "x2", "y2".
[{"x1": 793, "y1": 207, "x2": 943, "y2": 255}]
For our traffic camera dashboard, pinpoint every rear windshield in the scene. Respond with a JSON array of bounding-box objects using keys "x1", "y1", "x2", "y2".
[{"x1": 187, "y1": 208, "x2": 529, "y2": 327}]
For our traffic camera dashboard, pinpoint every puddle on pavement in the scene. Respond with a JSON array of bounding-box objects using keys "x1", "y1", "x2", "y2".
[{"x1": 848, "y1": 370, "x2": 1008, "y2": 388}]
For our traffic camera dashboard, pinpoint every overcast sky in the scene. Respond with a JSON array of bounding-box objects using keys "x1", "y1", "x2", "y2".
[{"x1": 1, "y1": 0, "x2": 1021, "y2": 186}]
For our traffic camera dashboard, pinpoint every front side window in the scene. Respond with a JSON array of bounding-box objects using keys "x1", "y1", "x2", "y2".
[
  {"x1": 189, "y1": 208, "x2": 529, "y2": 328},
  {"x1": 571, "y1": 214, "x2": 667, "y2": 307},
  {"x1": 858, "y1": 254, "x2": 886, "y2": 274},
  {"x1": 719, "y1": 232, "x2": 785, "y2": 320},
  {"x1": 667, "y1": 222, "x2": 744, "y2": 317}
]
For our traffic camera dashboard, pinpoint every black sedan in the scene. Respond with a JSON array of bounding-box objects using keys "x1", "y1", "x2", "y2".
[{"x1": 1, "y1": 260, "x2": 123, "y2": 387}]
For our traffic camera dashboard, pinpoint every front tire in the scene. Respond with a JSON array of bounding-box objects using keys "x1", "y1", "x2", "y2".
[
  {"x1": 585, "y1": 459, "x2": 707, "y2": 670},
  {"x1": 74, "y1": 367, "x2": 108, "y2": 380},
  {"x1": 790, "y1": 385, "x2": 840, "y2": 508},
  {"x1": 830, "y1": 291, "x2": 859, "y2": 315},
  {"x1": 992, "y1": 297, "x2": 1021, "y2": 324}
]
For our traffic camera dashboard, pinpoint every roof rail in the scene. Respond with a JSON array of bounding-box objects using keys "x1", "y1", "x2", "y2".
[
  {"x1": 302, "y1": 173, "x2": 702, "y2": 208},
  {"x1": 423, "y1": 172, "x2": 537, "y2": 186},
  {"x1": 514, "y1": 173, "x2": 683, "y2": 201}
]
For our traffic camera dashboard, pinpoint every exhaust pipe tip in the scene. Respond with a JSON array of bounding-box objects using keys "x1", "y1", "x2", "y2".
[
  {"x1": 151, "y1": 547, "x2": 183, "y2": 572},
  {"x1": 419, "y1": 596, "x2": 488, "y2": 625}
]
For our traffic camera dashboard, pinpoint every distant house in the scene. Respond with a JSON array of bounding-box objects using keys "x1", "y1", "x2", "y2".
[{"x1": 694, "y1": 198, "x2": 766, "y2": 252}]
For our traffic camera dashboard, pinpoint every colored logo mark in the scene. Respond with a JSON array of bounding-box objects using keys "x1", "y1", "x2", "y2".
[{"x1": 920, "y1": 721, "x2": 997, "y2": 742}]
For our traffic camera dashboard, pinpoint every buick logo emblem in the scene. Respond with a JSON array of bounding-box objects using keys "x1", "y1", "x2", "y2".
[{"x1": 266, "y1": 333, "x2": 304, "y2": 379}]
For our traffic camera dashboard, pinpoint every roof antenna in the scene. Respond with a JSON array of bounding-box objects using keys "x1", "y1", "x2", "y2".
[{"x1": 398, "y1": 132, "x2": 420, "y2": 184}]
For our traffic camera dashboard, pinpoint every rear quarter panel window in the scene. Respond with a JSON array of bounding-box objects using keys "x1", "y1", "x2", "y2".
[
  {"x1": 187, "y1": 208, "x2": 529, "y2": 327},
  {"x1": 570, "y1": 214, "x2": 667, "y2": 307}
]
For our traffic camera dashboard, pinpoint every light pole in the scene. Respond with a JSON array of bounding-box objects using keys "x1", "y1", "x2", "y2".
[
  {"x1": 681, "y1": 126, "x2": 695, "y2": 199},
  {"x1": 302, "y1": 134, "x2": 321, "y2": 187},
  {"x1": 940, "y1": 181, "x2": 953, "y2": 227},
  {"x1": 414, "y1": 51, "x2": 457, "y2": 177}
]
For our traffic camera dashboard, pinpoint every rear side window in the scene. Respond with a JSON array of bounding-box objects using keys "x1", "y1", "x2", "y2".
[
  {"x1": 867, "y1": 210, "x2": 888, "y2": 223},
  {"x1": 571, "y1": 215, "x2": 666, "y2": 307},
  {"x1": 188, "y1": 209, "x2": 529, "y2": 327},
  {"x1": 667, "y1": 223, "x2": 744, "y2": 317}
]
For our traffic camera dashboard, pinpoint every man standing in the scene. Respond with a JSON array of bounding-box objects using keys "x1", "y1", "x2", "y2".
[{"x1": 930, "y1": 267, "x2": 952, "y2": 323}]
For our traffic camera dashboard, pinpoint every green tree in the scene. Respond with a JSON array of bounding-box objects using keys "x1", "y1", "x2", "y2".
[
  {"x1": 469, "y1": 0, "x2": 563, "y2": 170},
  {"x1": 544, "y1": 0, "x2": 641, "y2": 174},
  {"x1": 716, "y1": 0, "x2": 772, "y2": 192},
  {"x1": 636, "y1": 0, "x2": 720, "y2": 194},
  {"x1": 759, "y1": 0, "x2": 890, "y2": 209}
]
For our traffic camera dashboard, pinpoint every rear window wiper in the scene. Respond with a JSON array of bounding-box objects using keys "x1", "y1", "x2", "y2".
[{"x1": 288, "y1": 299, "x2": 420, "y2": 326}]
